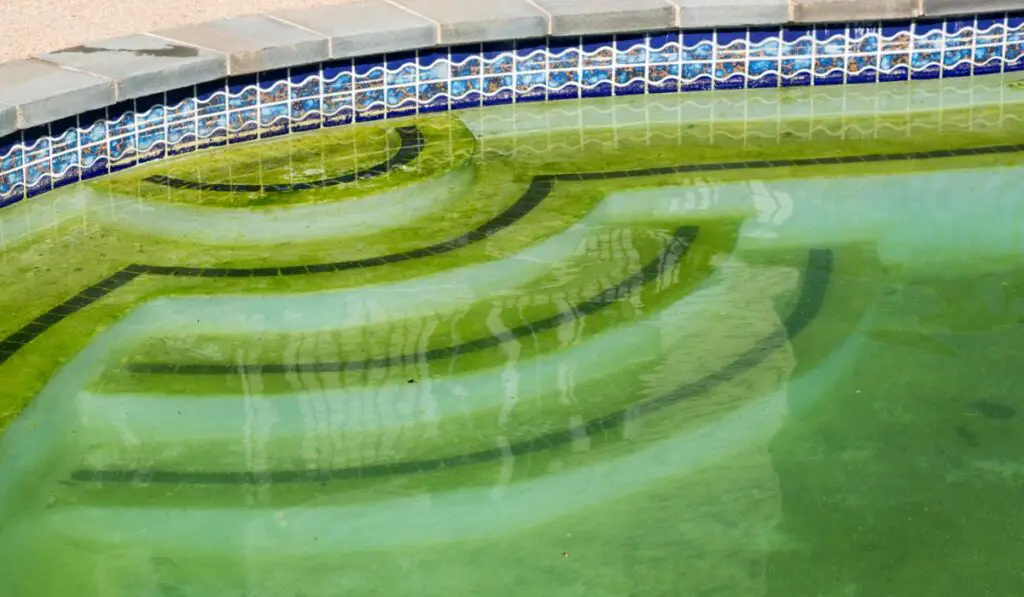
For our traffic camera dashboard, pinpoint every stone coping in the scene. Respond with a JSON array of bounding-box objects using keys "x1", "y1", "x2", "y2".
[{"x1": 0, "y1": 0, "x2": 1021, "y2": 136}]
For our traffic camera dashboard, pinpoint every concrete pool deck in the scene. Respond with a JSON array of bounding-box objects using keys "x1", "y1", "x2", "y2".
[{"x1": 1, "y1": 0, "x2": 1018, "y2": 65}]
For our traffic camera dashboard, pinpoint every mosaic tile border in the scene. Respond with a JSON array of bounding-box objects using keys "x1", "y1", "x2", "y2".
[{"x1": 3, "y1": 12, "x2": 1024, "y2": 208}]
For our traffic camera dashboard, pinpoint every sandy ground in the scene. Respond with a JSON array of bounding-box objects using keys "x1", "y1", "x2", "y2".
[{"x1": 0, "y1": 0, "x2": 361, "y2": 62}]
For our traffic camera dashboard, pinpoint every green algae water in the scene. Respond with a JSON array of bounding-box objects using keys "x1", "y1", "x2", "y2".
[{"x1": 3, "y1": 75, "x2": 1024, "y2": 596}]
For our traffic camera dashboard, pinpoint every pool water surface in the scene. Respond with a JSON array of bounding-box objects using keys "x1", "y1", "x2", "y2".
[{"x1": 2, "y1": 76, "x2": 1024, "y2": 596}]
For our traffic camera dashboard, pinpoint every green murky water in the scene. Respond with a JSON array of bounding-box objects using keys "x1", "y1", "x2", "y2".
[{"x1": 2, "y1": 76, "x2": 1024, "y2": 596}]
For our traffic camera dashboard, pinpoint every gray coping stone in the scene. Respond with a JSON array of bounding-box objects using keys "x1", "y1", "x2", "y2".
[
  {"x1": 392, "y1": 0, "x2": 546, "y2": 44},
  {"x1": 0, "y1": 59, "x2": 115, "y2": 130},
  {"x1": 272, "y1": 1, "x2": 436, "y2": 59},
  {"x1": 670, "y1": 0, "x2": 790, "y2": 28},
  {"x1": 35, "y1": 34, "x2": 226, "y2": 102},
  {"x1": 0, "y1": 102, "x2": 16, "y2": 138},
  {"x1": 154, "y1": 15, "x2": 329, "y2": 76},
  {"x1": 921, "y1": 0, "x2": 1023, "y2": 16},
  {"x1": 789, "y1": 0, "x2": 922, "y2": 23},
  {"x1": 531, "y1": 0, "x2": 676, "y2": 35}
]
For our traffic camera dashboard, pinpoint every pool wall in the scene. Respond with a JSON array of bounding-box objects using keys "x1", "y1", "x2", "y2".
[{"x1": 1, "y1": 0, "x2": 1024, "y2": 208}]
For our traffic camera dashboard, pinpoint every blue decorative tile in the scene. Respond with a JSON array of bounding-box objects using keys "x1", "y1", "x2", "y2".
[
  {"x1": 547, "y1": 70, "x2": 580, "y2": 100},
  {"x1": 515, "y1": 72, "x2": 546, "y2": 102},
  {"x1": 418, "y1": 49, "x2": 449, "y2": 82},
  {"x1": 1009, "y1": 13, "x2": 1024, "y2": 39},
  {"x1": 22, "y1": 125, "x2": 49, "y2": 166},
  {"x1": 944, "y1": 46, "x2": 973, "y2": 77},
  {"x1": 781, "y1": 57, "x2": 812, "y2": 78},
  {"x1": 49, "y1": 117, "x2": 78, "y2": 154},
  {"x1": 749, "y1": 59, "x2": 779, "y2": 78},
  {"x1": 881, "y1": 25, "x2": 912, "y2": 52},
  {"x1": 913, "y1": 19, "x2": 944, "y2": 50},
  {"x1": 196, "y1": 80, "x2": 227, "y2": 115},
  {"x1": 136, "y1": 96, "x2": 166, "y2": 131},
  {"x1": 976, "y1": 16, "x2": 1006, "y2": 46},
  {"x1": 911, "y1": 63, "x2": 940, "y2": 80},
  {"x1": 25, "y1": 160, "x2": 51, "y2": 198},
  {"x1": 483, "y1": 41, "x2": 516, "y2": 74},
  {"x1": 355, "y1": 89, "x2": 385, "y2": 111},
  {"x1": 418, "y1": 81, "x2": 449, "y2": 111},
  {"x1": 550, "y1": 37, "x2": 581, "y2": 69},
  {"x1": 387, "y1": 89, "x2": 418, "y2": 119},
  {"x1": 0, "y1": 165, "x2": 24, "y2": 207},
  {"x1": 648, "y1": 63, "x2": 680, "y2": 93},
  {"x1": 581, "y1": 78, "x2": 612, "y2": 98},
  {"x1": 137, "y1": 136, "x2": 165, "y2": 166},
  {"x1": 323, "y1": 93, "x2": 353, "y2": 127},
  {"x1": 0, "y1": 133, "x2": 24, "y2": 206},
  {"x1": 815, "y1": 25, "x2": 847, "y2": 55},
  {"x1": 516, "y1": 38, "x2": 546, "y2": 72},
  {"x1": 290, "y1": 63, "x2": 321, "y2": 90},
  {"x1": 483, "y1": 75, "x2": 514, "y2": 105},
  {"x1": 386, "y1": 51, "x2": 418, "y2": 86},
  {"x1": 848, "y1": 54, "x2": 879, "y2": 83},
  {"x1": 51, "y1": 151, "x2": 80, "y2": 189},
  {"x1": 616, "y1": 34, "x2": 646, "y2": 64},
  {"x1": 291, "y1": 99, "x2": 323, "y2": 132},
  {"x1": 227, "y1": 75, "x2": 258, "y2": 110},
  {"x1": 1006, "y1": 42, "x2": 1024, "y2": 71},
  {"x1": 879, "y1": 53, "x2": 910, "y2": 81},
  {"x1": 1, "y1": 15, "x2": 1023, "y2": 208},
  {"x1": 450, "y1": 77, "x2": 482, "y2": 109},
  {"x1": 782, "y1": 26, "x2": 813, "y2": 56},
  {"x1": 749, "y1": 28, "x2": 781, "y2": 58},
  {"x1": 227, "y1": 109, "x2": 258, "y2": 143},
  {"x1": 716, "y1": 30, "x2": 747, "y2": 60},
  {"x1": 714, "y1": 72, "x2": 746, "y2": 90},
  {"x1": 973, "y1": 45, "x2": 1004, "y2": 74},
  {"x1": 168, "y1": 119, "x2": 198, "y2": 156},
  {"x1": 682, "y1": 61, "x2": 713, "y2": 83},
  {"x1": 197, "y1": 113, "x2": 228, "y2": 145},
  {"x1": 107, "y1": 103, "x2": 136, "y2": 139},
  {"x1": 167, "y1": 94, "x2": 196, "y2": 124},
  {"x1": 682, "y1": 30, "x2": 714, "y2": 62},
  {"x1": 259, "y1": 76, "x2": 290, "y2": 106},
  {"x1": 109, "y1": 133, "x2": 137, "y2": 170},
  {"x1": 648, "y1": 31, "x2": 679, "y2": 62},
  {"x1": 849, "y1": 25, "x2": 880, "y2": 53},
  {"x1": 0, "y1": 134, "x2": 22, "y2": 173},
  {"x1": 748, "y1": 72, "x2": 779, "y2": 89},
  {"x1": 354, "y1": 56, "x2": 385, "y2": 91},
  {"x1": 80, "y1": 142, "x2": 108, "y2": 179},
  {"x1": 323, "y1": 60, "x2": 353, "y2": 94},
  {"x1": 79, "y1": 109, "x2": 107, "y2": 144},
  {"x1": 451, "y1": 44, "x2": 483, "y2": 78},
  {"x1": 355, "y1": 84, "x2": 386, "y2": 121},
  {"x1": 814, "y1": 56, "x2": 846, "y2": 85},
  {"x1": 260, "y1": 103, "x2": 290, "y2": 138},
  {"x1": 582, "y1": 35, "x2": 614, "y2": 67}
]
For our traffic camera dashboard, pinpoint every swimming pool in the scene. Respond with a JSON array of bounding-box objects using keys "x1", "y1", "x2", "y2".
[{"x1": 2, "y1": 66, "x2": 1024, "y2": 595}]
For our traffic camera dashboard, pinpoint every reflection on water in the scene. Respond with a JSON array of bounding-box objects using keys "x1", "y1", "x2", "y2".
[{"x1": 2, "y1": 79, "x2": 1024, "y2": 596}]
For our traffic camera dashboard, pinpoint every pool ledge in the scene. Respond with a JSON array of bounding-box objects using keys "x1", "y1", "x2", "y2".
[
  {"x1": 1, "y1": 0, "x2": 1024, "y2": 208},
  {"x1": 0, "y1": 0, "x2": 1019, "y2": 136}
]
